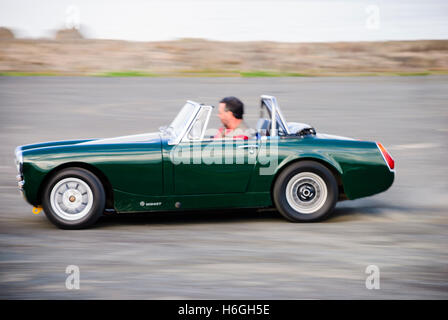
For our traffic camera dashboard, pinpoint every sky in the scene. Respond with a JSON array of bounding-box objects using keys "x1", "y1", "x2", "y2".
[{"x1": 0, "y1": 0, "x2": 447, "y2": 42}]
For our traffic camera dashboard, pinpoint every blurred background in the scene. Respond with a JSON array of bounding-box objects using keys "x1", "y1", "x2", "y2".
[
  {"x1": 0, "y1": 0, "x2": 448, "y2": 76},
  {"x1": 0, "y1": 0, "x2": 447, "y2": 299}
]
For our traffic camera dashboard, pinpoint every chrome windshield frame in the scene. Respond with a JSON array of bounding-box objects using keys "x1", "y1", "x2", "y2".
[
  {"x1": 260, "y1": 95, "x2": 291, "y2": 136},
  {"x1": 167, "y1": 100, "x2": 214, "y2": 145},
  {"x1": 180, "y1": 105, "x2": 214, "y2": 143}
]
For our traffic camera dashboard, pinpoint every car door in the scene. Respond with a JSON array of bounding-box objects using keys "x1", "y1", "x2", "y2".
[
  {"x1": 172, "y1": 138, "x2": 259, "y2": 195},
  {"x1": 171, "y1": 107, "x2": 259, "y2": 195}
]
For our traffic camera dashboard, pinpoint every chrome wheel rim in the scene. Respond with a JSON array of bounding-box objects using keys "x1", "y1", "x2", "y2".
[
  {"x1": 50, "y1": 178, "x2": 93, "y2": 221},
  {"x1": 285, "y1": 172, "x2": 327, "y2": 214}
]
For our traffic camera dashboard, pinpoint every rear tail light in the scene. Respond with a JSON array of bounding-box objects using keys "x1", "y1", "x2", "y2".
[{"x1": 377, "y1": 142, "x2": 395, "y2": 171}]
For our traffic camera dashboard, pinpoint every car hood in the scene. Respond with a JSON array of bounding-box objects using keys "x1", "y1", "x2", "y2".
[
  {"x1": 19, "y1": 132, "x2": 161, "y2": 152},
  {"x1": 78, "y1": 132, "x2": 161, "y2": 145}
]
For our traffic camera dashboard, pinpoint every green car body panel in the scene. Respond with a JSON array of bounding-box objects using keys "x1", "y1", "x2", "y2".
[
  {"x1": 15, "y1": 96, "x2": 394, "y2": 217},
  {"x1": 17, "y1": 132, "x2": 394, "y2": 213}
]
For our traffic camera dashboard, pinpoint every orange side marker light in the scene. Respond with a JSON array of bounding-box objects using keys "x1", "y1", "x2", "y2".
[{"x1": 32, "y1": 206, "x2": 42, "y2": 214}]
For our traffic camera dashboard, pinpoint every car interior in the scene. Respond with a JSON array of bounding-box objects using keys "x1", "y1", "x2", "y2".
[{"x1": 183, "y1": 98, "x2": 289, "y2": 142}]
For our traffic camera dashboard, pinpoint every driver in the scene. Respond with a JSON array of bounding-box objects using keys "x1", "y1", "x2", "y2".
[{"x1": 214, "y1": 96, "x2": 253, "y2": 139}]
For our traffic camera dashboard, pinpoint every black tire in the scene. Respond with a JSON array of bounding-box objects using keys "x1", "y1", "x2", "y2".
[
  {"x1": 273, "y1": 161, "x2": 338, "y2": 222},
  {"x1": 42, "y1": 168, "x2": 106, "y2": 229}
]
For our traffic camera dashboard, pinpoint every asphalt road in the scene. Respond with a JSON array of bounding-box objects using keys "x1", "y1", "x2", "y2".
[{"x1": 0, "y1": 76, "x2": 447, "y2": 299}]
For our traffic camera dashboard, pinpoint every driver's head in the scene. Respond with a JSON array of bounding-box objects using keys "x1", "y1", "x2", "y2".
[{"x1": 218, "y1": 96, "x2": 244, "y2": 128}]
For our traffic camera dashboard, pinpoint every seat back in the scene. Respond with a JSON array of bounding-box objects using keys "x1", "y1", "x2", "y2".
[{"x1": 256, "y1": 118, "x2": 271, "y2": 136}]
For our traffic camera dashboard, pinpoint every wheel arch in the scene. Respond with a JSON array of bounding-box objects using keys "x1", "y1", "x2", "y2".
[
  {"x1": 270, "y1": 157, "x2": 347, "y2": 201},
  {"x1": 36, "y1": 162, "x2": 114, "y2": 209}
]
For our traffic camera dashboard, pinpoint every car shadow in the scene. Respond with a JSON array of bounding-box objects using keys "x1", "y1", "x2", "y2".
[
  {"x1": 96, "y1": 208, "x2": 282, "y2": 228},
  {"x1": 95, "y1": 198, "x2": 409, "y2": 228}
]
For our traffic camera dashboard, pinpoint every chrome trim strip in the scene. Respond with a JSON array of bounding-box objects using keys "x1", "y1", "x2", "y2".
[{"x1": 237, "y1": 145, "x2": 259, "y2": 149}]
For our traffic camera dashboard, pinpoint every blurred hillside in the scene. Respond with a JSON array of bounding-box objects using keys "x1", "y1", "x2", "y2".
[{"x1": 0, "y1": 28, "x2": 447, "y2": 76}]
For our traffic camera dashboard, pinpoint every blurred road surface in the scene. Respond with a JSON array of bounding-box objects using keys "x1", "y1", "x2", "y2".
[{"x1": 0, "y1": 76, "x2": 447, "y2": 299}]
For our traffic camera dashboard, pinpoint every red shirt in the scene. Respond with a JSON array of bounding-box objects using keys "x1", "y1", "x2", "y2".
[{"x1": 213, "y1": 126, "x2": 249, "y2": 140}]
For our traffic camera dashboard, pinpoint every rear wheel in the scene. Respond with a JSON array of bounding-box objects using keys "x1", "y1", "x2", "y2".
[
  {"x1": 42, "y1": 168, "x2": 105, "y2": 229},
  {"x1": 273, "y1": 161, "x2": 338, "y2": 222}
]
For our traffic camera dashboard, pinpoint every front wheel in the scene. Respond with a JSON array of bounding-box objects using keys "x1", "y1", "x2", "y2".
[
  {"x1": 273, "y1": 161, "x2": 338, "y2": 222},
  {"x1": 42, "y1": 168, "x2": 106, "y2": 229}
]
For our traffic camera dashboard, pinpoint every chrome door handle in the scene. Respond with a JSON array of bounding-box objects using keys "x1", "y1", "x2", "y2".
[
  {"x1": 237, "y1": 145, "x2": 259, "y2": 149},
  {"x1": 237, "y1": 144, "x2": 259, "y2": 154}
]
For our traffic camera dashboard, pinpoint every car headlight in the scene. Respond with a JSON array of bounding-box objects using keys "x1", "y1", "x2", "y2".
[{"x1": 15, "y1": 147, "x2": 23, "y2": 175}]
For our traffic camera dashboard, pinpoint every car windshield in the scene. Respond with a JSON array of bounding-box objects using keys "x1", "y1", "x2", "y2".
[{"x1": 166, "y1": 102, "x2": 197, "y2": 138}]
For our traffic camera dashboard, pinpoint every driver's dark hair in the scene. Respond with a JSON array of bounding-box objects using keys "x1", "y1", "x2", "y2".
[{"x1": 220, "y1": 96, "x2": 244, "y2": 119}]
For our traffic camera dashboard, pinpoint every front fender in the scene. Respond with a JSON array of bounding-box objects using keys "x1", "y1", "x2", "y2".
[{"x1": 21, "y1": 142, "x2": 163, "y2": 205}]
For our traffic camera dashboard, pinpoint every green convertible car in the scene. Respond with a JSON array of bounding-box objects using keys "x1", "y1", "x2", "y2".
[{"x1": 15, "y1": 95, "x2": 395, "y2": 229}]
